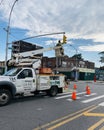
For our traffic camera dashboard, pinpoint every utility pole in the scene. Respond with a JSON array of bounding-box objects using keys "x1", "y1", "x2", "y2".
[{"x1": 5, "y1": 0, "x2": 18, "y2": 72}]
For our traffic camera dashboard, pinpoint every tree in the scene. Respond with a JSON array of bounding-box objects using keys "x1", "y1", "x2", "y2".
[
  {"x1": 71, "y1": 53, "x2": 83, "y2": 60},
  {"x1": 99, "y1": 51, "x2": 104, "y2": 63}
]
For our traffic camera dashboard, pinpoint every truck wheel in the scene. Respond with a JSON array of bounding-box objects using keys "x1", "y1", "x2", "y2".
[
  {"x1": 49, "y1": 86, "x2": 58, "y2": 97},
  {"x1": 0, "y1": 89, "x2": 12, "y2": 106}
]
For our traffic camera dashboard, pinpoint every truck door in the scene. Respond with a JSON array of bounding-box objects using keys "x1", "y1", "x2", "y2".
[{"x1": 16, "y1": 69, "x2": 36, "y2": 93}]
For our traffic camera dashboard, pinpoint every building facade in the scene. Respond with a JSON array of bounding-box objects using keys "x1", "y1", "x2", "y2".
[
  {"x1": 12, "y1": 40, "x2": 43, "y2": 57},
  {"x1": 42, "y1": 56, "x2": 95, "y2": 80}
]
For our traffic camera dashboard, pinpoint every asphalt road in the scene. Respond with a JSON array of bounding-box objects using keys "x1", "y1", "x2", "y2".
[{"x1": 0, "y1": 81, "x2": 104, "y2": 130}]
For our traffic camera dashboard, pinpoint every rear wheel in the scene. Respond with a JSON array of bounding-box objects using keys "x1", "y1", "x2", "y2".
[
  {"x1": 49, "y1": 86, "x2": 58, "y2": 97},
  {"x1": 0, "y1": 89, "x2": 12, "y2": 106}
]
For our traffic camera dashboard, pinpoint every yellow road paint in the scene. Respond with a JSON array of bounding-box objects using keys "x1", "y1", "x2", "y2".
[
  {"x1": 33, "y1": 105, "x2": 96, "y2": 130},
  {"x1": 46, "y1": 106, "x2": 98, "y2": 130},
  {"x1": 47, "y1": 112, "x2": 83, "y2": 130},
  {"x1": 84, "y1": 112, "x2": 104, "y2": 117},
  {"x1": 88, "y1": 118, "x2": 104, "y2": 130}
]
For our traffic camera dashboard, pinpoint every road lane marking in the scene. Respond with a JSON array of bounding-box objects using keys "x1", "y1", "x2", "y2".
[
  {"x1": 67, "y1": 96, "x2": 81, "y2": 101},
  {"x1": 88, "y1": 118, "x2": 104, "y2": 130},
  {"x1": 55, "y1": 92, "x2": 86, "y2": 99},
  {"x1": 57, "y1": 91, "x2": 73, "y2": 96},
  {"x1": 76, "y1": 96, "x2": 81, "y2": 99},
  {"x1": 99, "y1": 102, "x2": 104, "y2": 106},
  {"x1": 84, "y1": 112, "x2": 104, "y2": 117},
  {"x1": 67, "y1": 98, "x2": 73, "y2": 101},
  {"x1": 33, "y1": 105, "x2": 96, "y2": 130},
  {"x1": 46, "y1": 112, "x2": 83, "y2": 130},
  {"x1": 46, "y1": 105, "x2": 98, "y2": 130},
  {"x1": 57, "y1": 92, "x2": 96, "y2": 101},
  {"x1": 85, "y1": 93, "x2": 97, "y2": 97},
  {"x1": 83, "y1": 105, "x2": 104, "y2": 130},
  {"x1": 82, "y1": 95, "x2": 104, "y2": 103}
]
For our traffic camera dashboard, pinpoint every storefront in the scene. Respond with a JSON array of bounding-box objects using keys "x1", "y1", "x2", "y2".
[
  {"x1": 78, "y1": 68, "x2": 95, "y2": 80},
  {"x1": 59, "y1": 67, "x2": 95, "y2": 81}
]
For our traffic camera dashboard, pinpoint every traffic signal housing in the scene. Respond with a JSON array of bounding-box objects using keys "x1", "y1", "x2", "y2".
[{"x1": 63, "y1": 35, "x2": 67, "y2": 44}]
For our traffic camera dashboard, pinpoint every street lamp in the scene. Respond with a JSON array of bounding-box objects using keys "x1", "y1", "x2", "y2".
[
  {"x1": 69, "y1": 44, "x2": 78, "y2": 81},
  {"x1": 5, "y1": 0, "x2": 18, "y2": 72}
]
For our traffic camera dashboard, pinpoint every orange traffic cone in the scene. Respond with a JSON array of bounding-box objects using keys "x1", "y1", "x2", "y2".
[
  {"x1": 86, "y1": 87, "x2": 91, "y2": 95},
  {"x1": 86, "y1": 85, "x2": 89, "y2": 91},
  {"x1": 72, "y1": 90, "x2": 77, "y2": 100},
  {"x1": 73, "y1": 84, "x2": 77, "y2": 89}
]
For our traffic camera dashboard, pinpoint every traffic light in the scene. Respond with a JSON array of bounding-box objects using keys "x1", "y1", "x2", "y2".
[{"x1": 63, "y1": 35, "x2": 67, "y2": 44}]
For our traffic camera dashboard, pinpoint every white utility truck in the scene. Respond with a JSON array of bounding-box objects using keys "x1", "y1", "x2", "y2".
[{"x1": 0, "y1": 46, "x2": 65, "y2": 106}]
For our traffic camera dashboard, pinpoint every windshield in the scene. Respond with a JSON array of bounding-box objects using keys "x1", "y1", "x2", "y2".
[{"x1": 3, "y1": 68, "x2": 22, "y2": 76}]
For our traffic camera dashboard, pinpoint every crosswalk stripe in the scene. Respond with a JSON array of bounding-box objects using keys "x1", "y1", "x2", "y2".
[
  {"x1": 67, "y1": 99, "x2": 73, "y2": 101},
  {"x1": 65, "y1": 93, "x2": 96, "y2": 102},
  {"x1": 82, "y1": 95, "x2": 104, "y2": 103},
  {"x1": 55, "y1": 92, "x2": 86, "y2": 99},
  {"x1": 77, "y1": 96, "x2": 81, "y2": 99},
  {"x1": 67, "y1": 96, "x2": 81, "y2": 102},
  {"x1": 58, "y1": 91, "x2": 73, "y2": 96},
  {"x1": 99, "y1": 102, "x2": 104, "y2": 106},
  {"x1": 85, "y1": 93, "x2": 97, "y2": 97},
  {"x1": 56, "y1": 91, "x2": 104, "y2": 106}
]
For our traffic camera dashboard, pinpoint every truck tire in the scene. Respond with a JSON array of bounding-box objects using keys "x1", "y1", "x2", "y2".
[
  {"x1": 49, "y1": 86, "x2": 58, "y2": 97},
  {"x1": 0, "y1": 89, "x2": 12, "y2": 106}
]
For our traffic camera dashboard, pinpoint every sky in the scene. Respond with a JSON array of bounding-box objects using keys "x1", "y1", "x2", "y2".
[{"x1": 0, "y1": 0, "x2": 104, "y2": 67}]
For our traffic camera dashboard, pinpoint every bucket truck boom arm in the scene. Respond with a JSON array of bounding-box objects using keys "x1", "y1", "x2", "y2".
[{"x1": 8, "y1": 46, "x2": 62, "y2": 68}]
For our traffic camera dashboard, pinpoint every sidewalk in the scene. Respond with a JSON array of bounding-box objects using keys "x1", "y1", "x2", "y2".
[{"x1": 70, "y1": 80, "x2": 104, "y2": 85}]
